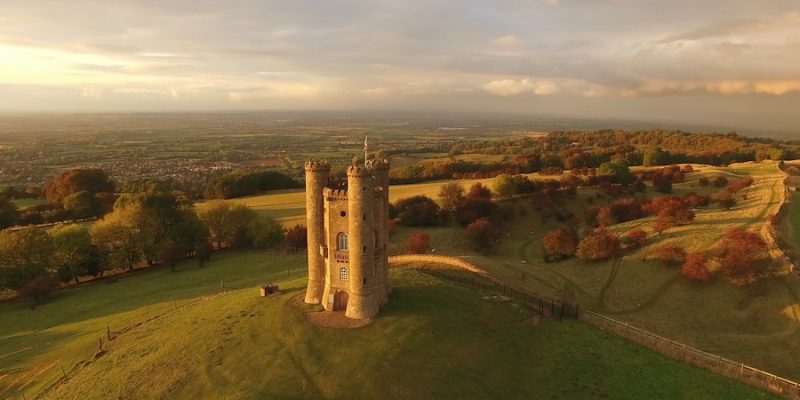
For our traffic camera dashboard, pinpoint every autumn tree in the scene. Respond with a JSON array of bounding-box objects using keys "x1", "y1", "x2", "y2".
[
  {"x1": 713, "y1": 190, "x2": 737, "y2": 210},
  {"x1": 63, "y1": 190, "x2": 102, "y2": 218},
  {"x1": 542, "y1": 228, "x2": 579, "y2": 262},
  {"x1": 90, "y1": 205, "x2": 143, "y2": 271},
  {"x1": 0, "y1": 197, "x2": 19, "y2": 229},
  {"x1": 576, "y1": 229, "x2": 621, "y2": 262},
  {"x1": 714, "y1": 228, "x2": 769, "y2": 285},
  {"x1": 622, "y1": 229, "x2": 648, "y2": 249},
  {"x1": 43, "y1": 168, "x2": 115, "y2": 204},
  {"x1": 648, "y1": 246, "x2": 687, "y2": 268},
  {"x1": 405, "y1": 233, "x2": 432, "y2": 254},
  {"x1": 17, "y1": 274, "x2": 58, "y2": 305},
  {"x1": 465, "y1": 218, "x2": 500, "y2": 253},
  {"x1": 681, "y1": 252, "x2": 711, "y2": 281}
]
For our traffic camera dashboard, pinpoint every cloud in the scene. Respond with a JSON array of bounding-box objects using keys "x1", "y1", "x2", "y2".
[
  {"x1": 482, "y1": 78, "x2": 559, "y2": 96},
  {"x1": 492, "y1": 35, "x2": 524, "y2": 50}
]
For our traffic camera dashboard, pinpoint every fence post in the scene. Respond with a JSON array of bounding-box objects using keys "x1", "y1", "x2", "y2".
[
  {"x1": 106, "y1": 325, "x2": 111, "y2": 341},
  {"x1": 61, "y1": 365, "x2": 66, "y2": 378}
]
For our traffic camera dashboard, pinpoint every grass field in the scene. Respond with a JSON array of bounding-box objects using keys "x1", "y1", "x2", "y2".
[
  {"x1": 788, "y1": 192, "x2": 800, "y2": 252},
  {"x1": 207, "y1": 173, "x2": 565, "y2": 227},
  {"x1": 0, "y1": 252, "x2": 775, "y2": 399},
  {"x1": 398, "y1": 161, "x2": 800, "y2": 381}
]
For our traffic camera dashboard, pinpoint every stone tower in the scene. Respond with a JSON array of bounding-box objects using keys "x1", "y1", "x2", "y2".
[
  {"x1": 304, "y1": 160, "x2": 330, "y2": 304},
  {"x1": 304, "y1": 158, "x2": 391, "y2": 319}
]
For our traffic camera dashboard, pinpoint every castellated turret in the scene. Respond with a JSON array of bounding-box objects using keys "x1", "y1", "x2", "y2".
[{"x1": 304, "y1": 158, "x2": 391, "y2": 319}]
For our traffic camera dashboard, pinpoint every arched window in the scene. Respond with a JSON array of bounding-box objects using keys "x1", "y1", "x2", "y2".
[
  {"x1": 337, "y1": 233, "x2": 348, "y2": 250},
  {"x1": 339, "y1": 267, "x2": 348, "y2": 280}
]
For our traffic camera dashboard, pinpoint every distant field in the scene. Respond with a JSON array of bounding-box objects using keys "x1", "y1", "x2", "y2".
[
  {"x1": 788, "y1": 192, "x2": 800, "y2": 252},
  {"x1": 10, "y1": 198, "x2": 46, "y2": 209},
  {"x1": 206, "y1": 172, "x2": 565, "y2": 227},
  {"x1": 0, "y1": 252, "x2": 774, "y2": 399}
]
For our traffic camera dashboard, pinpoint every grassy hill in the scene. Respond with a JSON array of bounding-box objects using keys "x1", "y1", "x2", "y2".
[{"x1": 0, "y1": 252, "x2": 774, "y2": 399}]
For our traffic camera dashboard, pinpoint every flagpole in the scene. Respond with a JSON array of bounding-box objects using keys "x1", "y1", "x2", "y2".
[{"x1": 364, "y1": 136, "x2": 368, "y2": 165}]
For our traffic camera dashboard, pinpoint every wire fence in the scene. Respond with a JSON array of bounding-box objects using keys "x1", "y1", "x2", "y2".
[{"x1": 578, "y1": 310, "x2": 800, "y2": 399}]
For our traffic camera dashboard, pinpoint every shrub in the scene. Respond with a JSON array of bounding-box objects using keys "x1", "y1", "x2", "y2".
[
  {"x1": 465, "y1": 218, "x2": 500, "y2": 253},
  {"x1": 576, "y1": 229, "x2": 621, "y2": 262},
  {"x1": 648, "y1": 246, "x2": 687, "y2": 268},
  {"x1": 404, "y1": 233, "x2": 431, "y2": 254},
  {"x1": 596, "y1": 207, "x2": 617, "y2": 227},
  {"x1": 466, "y1": 183, "x2": 493, "y2": 200},
  {"x1": 542, "y1": 228, "x2": 579, "y2": 262},
  {"x1": 610, "y1": 198, "x2": 647, "y2": 223},
  {"x1": 653, "y1": 175, "x2": 673, "y2": 193},
  {"x1": 438, "y1": 182, "x2": 465, "y2": 211},
  {"x1": 387, "y1": 219, "x2": 398, "y2": 237},
  {"x1": 684, "y1": 193, "x2": 711, "y2": 208},
  {"x1": 682, "y1": 252, "x2": 711, "y2": 281},
  {"x1": 698, "y1": 177, "x2": 710, "y2": 186},
  {"x1": 622, "y1": 229, "x2": 648, "y2": 249},
  {"x1": 713, "y1": 176, "x2": 729, "y2": 188},
  {"x1": 727, "y1": 176, "x2": 755, "y2": 193}
]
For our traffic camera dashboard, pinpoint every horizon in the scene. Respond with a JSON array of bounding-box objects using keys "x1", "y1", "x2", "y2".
[{"x1": 1, "y1": 1, "x2": 800, "y2": 131}]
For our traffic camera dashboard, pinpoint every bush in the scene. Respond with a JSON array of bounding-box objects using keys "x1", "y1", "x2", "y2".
[
  {"x1": 698, "y1": 177, "x2": 710, "y2": 186},
  {"x1": 622, "y1": 229, "x2": 648, "y2": 249},
  {"x1": 652, "y1": 175, "x2": 673, "y2": 193},
  {"x1": 682, "y1": 252, "x2": 711, "y2": 281},
  {"x1": 250, "y1": 216, "x2": 286, "y2": 250},
  {"x1": 684, "y1": 193, "x2": 711, "y2": 208},
  {"x1": 465, "y1": 218, "x2": 500, "y2": 253},
  {"x1": 727, "y1": 176, "x2": 754, "y2": 193},
  {"x1": 648, "y1": 246, "x2": 687, "y2": 268},
  {"x1": 576, "y1": 229, "x2": 621, "y2": 262},
  {"x1": 404, "y1": 233, "x2": 431, "y2": 254},
  {"x1": 713, "y1": 176, "x2": 729, "y2": 188},
  {"x1": 542, "y1": 228, "x2": 579, "y2": 262},
  {"x1": 17, "y1": 274, "x2": 58, "y2": 305},
  {"x1": 391, "y1": 195, "x2": 443, "y2": 227}
]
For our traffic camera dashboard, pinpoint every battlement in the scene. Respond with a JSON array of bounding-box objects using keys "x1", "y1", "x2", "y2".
[
  {"x1": 305, "y1": 160, "x2": 331, "y2": 172},
  {"x1": 365, "y1": 158, "x2": 390, "y2": 171},
  {"x1": 347, "y1": 164, "x2": 369, "y2": 178},
  {"x1": 323, "y1": 187, "x2": 349, "y2": 200}
]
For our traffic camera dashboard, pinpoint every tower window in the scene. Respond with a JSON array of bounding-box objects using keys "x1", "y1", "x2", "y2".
[
  {"x1": 362, "y1": 213, "x2": 366, "y2": 221},
  {"x1": 362, "y1": 277, "x2": 367, "y2": 286},
  {"x1": 362, "y1": 245, "x2": 366, "y2": 254},
  {"x1": 340, "y1": 267, "x2": 348, "y2": 280},
  {"x1": 340, "y1": 211, "x2": 347, "y2": 217},
  {"x1": 337, "y1": 233, "x2": 348, "y2": 250}
]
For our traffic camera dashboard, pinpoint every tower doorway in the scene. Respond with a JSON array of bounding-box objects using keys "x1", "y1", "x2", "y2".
[{"x1": 334, "y1": 291, "x2": 349, "y2": 311}]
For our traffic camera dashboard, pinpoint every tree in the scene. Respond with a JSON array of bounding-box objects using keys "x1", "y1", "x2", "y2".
[
  {"x1": 49, "y1": 224, "x2": 94, "y2": 284},
  {"x1": 454, "y1": 197, "x2": 497, "y2": 226},
  {"x1": 493, "y1": 174, "x2": 517, "y2": 199},
  {"x1": 622, "y1": 229, "x2": 648, "y2": 249},
  {"x1": 391, "y1": 196, "x2": 442, "y2": 227},
  {"x1": 159, "y1": 241, "x2": 184, "y2": 272},
  {"x1": 0, "y1": 227, "x2": 55, "y2": 291},
  {"x1": 643, "y1": 146, "x2": 667, "y2": 167},
  {"x1": 63, "y1": 190, "x2": 102, "y2": 219},
  {"x1": 0, "y1": 197, "x2": 19, "y2": 229},
  {"x1": 714, "y1": 228, "x2": 769, "y2": 285},
  {"x1": 90, "y1": 206, "x2": 142, "y2": 271},
  {"x1": 405, "y1": 233, "x2": 431, "y2": 254},
  {"x1": 465, "y1": 218, "x2": 500, "y2": 253},
  {"x1": 43, "y1": 168, "x2": 115, "y2": 204},
  {"x1": 466, "y1": 183, "x2": 493, "y2": 200},
  {"x1": 597, "y1": 160, "x2": 634, "y2": 184},
  {"x1": 438, "y1": 182, "x2": 465, "y2": 212},
  {"x1": 652, "y1": 174, "x2": 673, "y2": 193},
  {"x1": 596, "y1": 207, "x2": 617, "y2": 227},
  {"x1": 648, "y1": 246, "x2": 687, "y2": 268},
  {"x1": 542, "y1": 228, "x2": 579, "y2": 262},
  {"x1": 682, "y1": 252, "x2": 711, "y2": 281},
  {"x1": 285, "y1": 225, "x2": 307, "y2": 252},
  {"x1": 250, "y1": 216, "x2": 285, "y2": 250},
  {"x1": 576, "y1": 229, "x2": 621, "y2": 262},
  {"x1": 198, "y1": 200, "x2": 256, "y2": 249}
]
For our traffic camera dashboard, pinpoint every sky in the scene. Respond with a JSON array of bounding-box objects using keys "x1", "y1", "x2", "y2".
[{"x1": 0, "y1": 0, "x2": 799, "y2": 131}]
